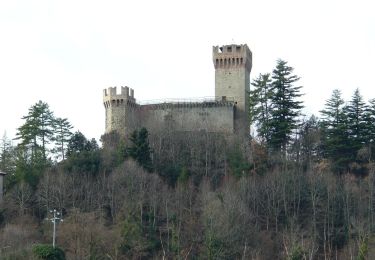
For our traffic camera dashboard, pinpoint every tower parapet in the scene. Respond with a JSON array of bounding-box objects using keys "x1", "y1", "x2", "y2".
[
  {"x1": 213, "y1": 44, "x2": 252, "y2": 72},
  {"x1": 103, "y1": 86, "x2": 136, "y2": 108}
]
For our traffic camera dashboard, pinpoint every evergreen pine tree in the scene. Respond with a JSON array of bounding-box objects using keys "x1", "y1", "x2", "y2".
[
  {"x1": 320, "y1": 89, "x2": 351, "y2": 173},
  {"x1": 53, "y1": 117, "x2": 73, "y2": 161},
  {"x1": 0, "y1": 133, "x2": 15, "y2": 174},
  {"x1": 268, "y1": 59, "x2": 304, "y2": 155},
  {"x1": 14, "y1": 101, "x2": 55, "y2": 186},
  {"x1": 66, "y1": 131, "x2": 97, "y2": 157},
  {"x1": 345, "y1": 88, "x2": 368, "y2": 159},
  {"x1": 364, "y1": 98, "x2": 375, "y2": 162},
  {"x1": 128, "y1": 128, "x2": 153, "y2": 172},
  {"x1": 15, "y1": 101, "x2": 55, "y2": 162},
  {"x1": 250, "y1": 73, "x2": 273, "y2": 145}
]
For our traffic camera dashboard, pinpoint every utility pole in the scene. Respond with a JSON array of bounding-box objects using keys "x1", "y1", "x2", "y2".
[{"x1": 46, "y1": 209, "x2": 63, "y2": 248}]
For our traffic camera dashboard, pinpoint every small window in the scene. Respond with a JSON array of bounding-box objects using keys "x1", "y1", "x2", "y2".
[
  {"x1": 236, "y1": 46, "x2": 241, "y2": 52},
  {"x1": 227, "y1": 47, "x2": 232, "y2": 52}
]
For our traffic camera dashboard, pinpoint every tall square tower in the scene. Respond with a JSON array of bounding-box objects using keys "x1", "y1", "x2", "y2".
[{"x1": 213, "y1": 44, "x2": 252, "y2": 135}]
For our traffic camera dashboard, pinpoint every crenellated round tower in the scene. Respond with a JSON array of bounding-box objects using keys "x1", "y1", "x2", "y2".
[
  {"x1": 103, "y1": 86, "x2": 138, "y2": 135},
  {"x1": 212, "y1": 44, "x2": 252, "y2": 135}
]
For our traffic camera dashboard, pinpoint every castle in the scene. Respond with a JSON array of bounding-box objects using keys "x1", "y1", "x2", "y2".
[{"x1": 103, "y1": 44, "x2": 252, "y2": 137}]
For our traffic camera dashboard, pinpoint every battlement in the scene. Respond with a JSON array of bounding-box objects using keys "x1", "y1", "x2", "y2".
[
  {"x1": 103, "y1": 86, "x2": 135, "y2": 99},
  {"x1": 212, "y1": 44, "x2": 252, "y2": 71},
  {"x1": 103, "y1": 86, "x2": 136, "y2": 109}
]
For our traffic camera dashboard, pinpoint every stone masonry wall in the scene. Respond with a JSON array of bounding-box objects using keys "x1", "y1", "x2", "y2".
[{"x1": 138, "y1": 102, "x2": 235, "y2": 134}]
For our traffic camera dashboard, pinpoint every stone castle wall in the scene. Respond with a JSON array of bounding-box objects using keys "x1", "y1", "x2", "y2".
[
  {"x1": 138, "y1": 101, "x2": 235, "y2": 134},
  {"x1": 103, "y1": 44, "x2": 252, "y2": 137}
]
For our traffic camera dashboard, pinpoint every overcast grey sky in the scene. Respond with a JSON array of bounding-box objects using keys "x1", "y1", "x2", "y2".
[{"x1": 0, "y1": 0, "x2": 374, "y2": 143}]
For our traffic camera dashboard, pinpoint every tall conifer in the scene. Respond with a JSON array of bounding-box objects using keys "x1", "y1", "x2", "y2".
[
  {"x1": 268, "y1": 60, "x2": 304, "y2": 155},
  {"x1": 345, "y1": 88, "x2": 368, "y2": 158},
  {"x1": 16, "y1": 101, "x2": 55, "y2": 162},
  {"x1": 320, "y1": 89, "x2": 351, "y2": 172},
  {"x1": 250, "y1": 73, "x2": 272, "y2": 144}
]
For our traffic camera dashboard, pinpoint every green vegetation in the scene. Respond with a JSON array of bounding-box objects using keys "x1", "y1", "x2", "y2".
[
  {"x1": 32, "y1": 244, "x2": 65, "y2": 260},
  {"x1": 127, "y1": 127, "x2": 153, "y2": 172},
  {"x1": 268, "y1": 59, "x2": 303, "y2": 154},
  {"x1": 2, "y1": 60, "x2": 375, "y2": 258}
]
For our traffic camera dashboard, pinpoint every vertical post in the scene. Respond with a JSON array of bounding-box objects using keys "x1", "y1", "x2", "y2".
[
  {"x1": 53, "y1": 209, "x2": 56, "y2": 248},
  {"x1": 0, "y1": 171, "x2": 6, "y2": 203},
  {"x1": 46, "y1": 209, "x2": 63, "y2": 248},
  {"x1": 369, "y1": 139, "x2": 373, "y2": 163}
]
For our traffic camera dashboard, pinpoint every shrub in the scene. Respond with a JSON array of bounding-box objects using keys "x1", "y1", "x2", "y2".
[{"x1": 32, "y1": 244, "x2": 65, "y2": 260}]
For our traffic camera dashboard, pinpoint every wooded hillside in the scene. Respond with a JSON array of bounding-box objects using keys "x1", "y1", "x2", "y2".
[{"x1": 1, "y1": 60, "x2": 375, "y2": 259}]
